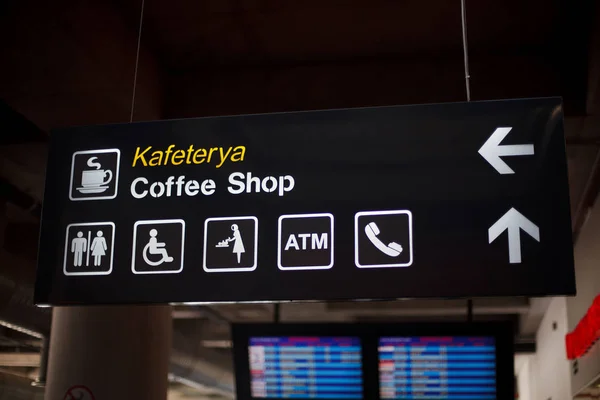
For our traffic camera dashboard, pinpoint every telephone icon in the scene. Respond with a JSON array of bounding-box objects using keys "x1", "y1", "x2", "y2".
[{"x1": 365, "y1": 222, "x2": 403, "y2": 257}]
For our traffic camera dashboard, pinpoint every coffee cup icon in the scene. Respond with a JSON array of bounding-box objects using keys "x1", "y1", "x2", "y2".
[
  {"x1": 76, "y1": 157, "x2": 113, "y2": 194},
  {"x1": 82, "y1": 169, "x2": 112, "y2": 186}
]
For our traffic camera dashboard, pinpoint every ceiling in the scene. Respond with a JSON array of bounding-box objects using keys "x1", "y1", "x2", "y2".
[
  {"x1": 123, "y1": 0, "x2": 593, "y2": 116},
  {"x1": 131, "y1": 0, "x2": 562, "y2": 67},
  {"x1": 0, "y1": 0, "x2": 599, "y2": 398}
]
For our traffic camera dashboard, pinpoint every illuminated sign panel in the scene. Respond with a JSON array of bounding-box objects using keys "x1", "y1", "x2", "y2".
[
  {"x1": 379, "y1": 336, "x2": 497, "y2": 399},
  {"x1": 248, "y1": 337, "x2": 363, "y2": 399},
  {"x1": 35, "y1": 98, "x2": 574, "y2": 305}
]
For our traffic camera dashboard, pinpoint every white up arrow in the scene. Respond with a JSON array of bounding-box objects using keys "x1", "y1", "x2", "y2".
[
  {"x1": 489, "y1": 208, "x2": 540, "y2": 264},
  {"x1": 478, "y1": 127, "x2": 535, "y2": 174}
]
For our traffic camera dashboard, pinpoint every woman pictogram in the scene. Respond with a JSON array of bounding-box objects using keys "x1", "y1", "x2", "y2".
[
  {"x1": 227, "y1": 224, "x2": 245, "y2": 264},
  {"x1": 89, "y1": 231, "x2": 107, "y2": 266}
]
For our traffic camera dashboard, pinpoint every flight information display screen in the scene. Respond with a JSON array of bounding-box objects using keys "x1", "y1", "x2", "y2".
[
  {"x1": 379, "y1": 336, "x2": 497, "y2": 400},
  {"x1": 248, "y1": 336, "x2": 363, "y2": 399}
]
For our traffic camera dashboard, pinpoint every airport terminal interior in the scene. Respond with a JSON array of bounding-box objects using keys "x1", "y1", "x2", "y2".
[{"x1": 1, "y1": 0, "x2": 600, "y2": 399}]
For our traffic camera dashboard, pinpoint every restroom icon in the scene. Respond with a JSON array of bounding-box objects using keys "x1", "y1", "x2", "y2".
[
  {"x1": 63, "y1": 222, "x2": 115, "y2": 276},
  {"x1": 69, "y1": 149, "x2": 120, "y2": 201}
]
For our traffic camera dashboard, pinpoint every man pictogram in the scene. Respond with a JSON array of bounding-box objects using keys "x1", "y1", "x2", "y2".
[{"x1": 71, "y1": 232, "x2": 87, "y2": 267}]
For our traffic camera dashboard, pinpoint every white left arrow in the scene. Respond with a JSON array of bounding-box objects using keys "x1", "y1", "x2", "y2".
[
  {"x1": 478, "y1": 127, "x2": 534, "y2": 174},
  {"x1": 489, "y1": 208, "x2": 540, "y2": 264}
]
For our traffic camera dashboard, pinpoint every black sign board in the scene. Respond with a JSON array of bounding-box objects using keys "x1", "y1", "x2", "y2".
[{"x1": 35, "y1": 98, "x2": 574, "y2": 305}]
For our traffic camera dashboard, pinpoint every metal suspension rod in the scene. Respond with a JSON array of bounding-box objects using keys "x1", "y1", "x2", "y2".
[
  {"x1": 460, "y1": 0, "x2": 471, "y2": 101},
  {"x1": 130, "y1": 0, "x2": 145, "y2": 122}
]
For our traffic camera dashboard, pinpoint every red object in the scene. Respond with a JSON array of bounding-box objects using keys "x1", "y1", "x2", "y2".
[
  {"x1": 566, "y1": 295, "x2": 600, "y2": 359},
  {"x1": 63, "y1": 385, "x2": 95, "y2": 400}
]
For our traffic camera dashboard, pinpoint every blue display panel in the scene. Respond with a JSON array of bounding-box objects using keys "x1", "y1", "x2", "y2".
[
  {"x1": 379, "y1": 337, "x2": 497, "y2": 400},
  {"x1": 249, "y1": 336, "x2": 363, "y2": 399}
]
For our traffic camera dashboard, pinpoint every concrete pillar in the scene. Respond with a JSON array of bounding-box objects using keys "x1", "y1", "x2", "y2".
[
  {"x1": 0, "y1": 200, "x2": 6, "y2": 247},
  {"x1": 45, "y1": 305, "x2": 172, "y2": 400}
]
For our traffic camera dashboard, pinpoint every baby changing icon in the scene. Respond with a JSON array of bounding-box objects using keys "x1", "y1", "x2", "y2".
[
  {"x1": 204, "y1": 216, "x2": 258, "y2": 272},
  {"x1": 69, "y1": 149, "x2": 120, "y2": 201},
  {"x1": 132, "y1": 219, "x2": 185, "y2": 274},
  {"x1": 215, "y1": 224, "x2": 245, "y2": 264}
]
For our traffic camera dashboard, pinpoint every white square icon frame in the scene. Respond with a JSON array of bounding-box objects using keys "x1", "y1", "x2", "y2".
[
  {"x1": 277, "y1": 213, "x2": 334, "y2": 270},
  {"x1": 203, "y1": 216, "x2": 258, "y2": 273},
  {"x1": 355, "y1": 210, "x2": 413, "y2": 268},
  {"x1": 63, "y1": 221, "x2": 116, "y2": 276},
  {"x1": 131, "y1": 219, "x2": 186, "y2": 274},
  {"x1": 69, "y1": 148, "x2": 121, "y2": 201}
]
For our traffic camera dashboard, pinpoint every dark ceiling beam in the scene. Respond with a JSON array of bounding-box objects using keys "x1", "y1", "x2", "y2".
[
  {"x1": 3, "y1": 222, "x2": 39, "y2": 262},
  {"x1": 0, "y1": 101, "x2": 47, "y2": 145},
  {"x1": 572, "y1": 147, "x2": 600, "y2": 240},
  {"x1": 571, "y1": 3, "x2": 600, "y2": 239},
  {"x1": 585, "y1": 1, "x2": 600, "y2": 114},
  {"x1": 555, "y1": 0, "x2": 597, "y2": 116},
  {"x1": 567, "y1": 137, "x2": 600, "y2": 146},
  {"x1": 0, "y1": 178, "x2": 41, "y2": 219},
  {"x1": 166, "y1": 52, "x2": 563, "y2": 118},
  {"x1": 166, "y1": 44, "x2": 549, "y2": 73}
]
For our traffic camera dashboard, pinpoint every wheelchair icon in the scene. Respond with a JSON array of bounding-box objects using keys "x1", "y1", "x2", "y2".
[{"x1": 143, "y1": 228, "x2": 174, "y2": 267}]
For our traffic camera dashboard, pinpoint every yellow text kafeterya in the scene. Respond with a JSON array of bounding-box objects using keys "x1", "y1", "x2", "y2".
[{"x1": 132, "y1": 144, "x2": 246, "y2": 168}]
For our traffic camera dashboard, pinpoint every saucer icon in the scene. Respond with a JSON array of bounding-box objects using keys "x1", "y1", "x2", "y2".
[{"x1": 76, "y1": 186, "x2": 109, "y2": 194}]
